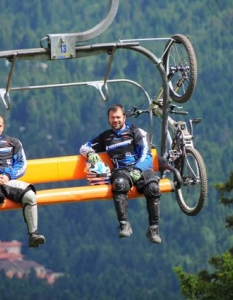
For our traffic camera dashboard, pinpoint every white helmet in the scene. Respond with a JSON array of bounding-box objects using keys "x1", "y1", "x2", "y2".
[{"x1": 86, "y1": 161, "x2": 111, "y2": 185}]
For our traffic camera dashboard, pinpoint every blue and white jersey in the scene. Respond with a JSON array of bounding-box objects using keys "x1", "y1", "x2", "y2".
[
  {"x1": 80, "y1": 123, "x2": 153, "y2": 172},
  {"x1": 0, "y1": 135, "x2": 27, "y2": 180}
]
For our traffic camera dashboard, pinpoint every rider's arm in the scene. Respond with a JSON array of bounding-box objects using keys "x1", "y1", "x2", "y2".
[
  {"x1": 133, "y1": 127, "x2": 153, "y2": 171},
  {"x1": 80, "y1": 132, "x2": 106, "y2": 158},
  {"x1": 3, "y1": 139, "x2": 27, "y2": 180}
]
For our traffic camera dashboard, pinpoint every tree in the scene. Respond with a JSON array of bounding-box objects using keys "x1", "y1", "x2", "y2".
[{"x1": 174, "y1": 172, "x2": 233, "y2": 300}]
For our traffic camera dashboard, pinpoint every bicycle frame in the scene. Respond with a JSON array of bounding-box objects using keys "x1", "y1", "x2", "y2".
[{"x1": 126, "y1": 62, "x2": 200, "y2": 175}]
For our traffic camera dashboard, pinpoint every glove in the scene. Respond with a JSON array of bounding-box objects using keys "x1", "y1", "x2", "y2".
[
  {"x1": 130, "y1": 168, "x2": 142, "y2": 182},
  {"x1": 88, "y1": 153, "x2": 102, "y2": 164}
]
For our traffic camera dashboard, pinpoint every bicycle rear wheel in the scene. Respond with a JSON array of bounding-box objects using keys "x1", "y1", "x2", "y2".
[
  {"x1": 163, "y1": 34, "x2": 197, "y2": 103},
  {"x1": 175, "y1": 147, "x2": 208, "y2": 216}
]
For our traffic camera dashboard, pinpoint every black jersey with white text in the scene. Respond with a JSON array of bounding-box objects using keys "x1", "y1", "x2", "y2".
[{"x1": 82, "y1": 123, "x2": 153, "y2": 171}]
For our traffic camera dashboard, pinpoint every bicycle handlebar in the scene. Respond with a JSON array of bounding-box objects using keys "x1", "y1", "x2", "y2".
[
  {"x1": 170, "y1": 110, "x2": 188, "y2": 115},
  {"x1": 126, "y1": 104, "x2": 188, "y2": 118},
  {"x1": 126, "y1": 107, "x2": 149, "y2": 117},
  {"x1": 169, "y1": 104, "x2": 188, "y2": 115}
]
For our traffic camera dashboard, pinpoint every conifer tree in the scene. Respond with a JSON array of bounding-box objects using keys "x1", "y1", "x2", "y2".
[{"x1": 174, "y1": 172, "x2": 233, "y2": 300}]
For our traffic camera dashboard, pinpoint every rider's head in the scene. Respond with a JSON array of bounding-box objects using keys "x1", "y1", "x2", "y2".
[{"x1": 108, "y1": 104, "x2": 126, "y2": 131}]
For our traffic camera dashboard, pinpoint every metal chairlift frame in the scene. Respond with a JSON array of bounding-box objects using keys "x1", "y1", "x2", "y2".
[{"x1": 0, "y1": 0, "x2": 169, "y2": 157}]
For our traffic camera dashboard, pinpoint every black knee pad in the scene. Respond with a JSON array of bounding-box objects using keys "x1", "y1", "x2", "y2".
[
  {"x1": 136, "y1": 168, "x2": 160, "y2": 194},
  {"x1": 143, "y1": 181, "x2": 161, "y2": 198},
  {"x1": 0, "y1": 184, "x2": 35, "y2": 203},
  {"x1": 112, "y1": 177, "x2": 131, "y2": 193},
  {"x1": 111, "y1": 168, "x2": 133, "y2": 183}
]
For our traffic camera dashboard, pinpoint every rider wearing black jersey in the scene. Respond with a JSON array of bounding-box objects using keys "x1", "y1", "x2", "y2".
[
  {"x1": 80, "y1": 104, "x2": 161, "y2": 244},
  {"x1": 0, "y1": 116, "x2": 45, "y2": 248}
]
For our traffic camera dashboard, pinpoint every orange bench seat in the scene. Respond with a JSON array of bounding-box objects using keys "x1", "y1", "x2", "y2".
[{"x1": 0, "y1": 149, "x2": 174, "y2": 211}]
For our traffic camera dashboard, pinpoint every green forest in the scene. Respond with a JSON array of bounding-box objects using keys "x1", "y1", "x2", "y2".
[{"x1": 0, "y1": 0, "x2": 233, "y2": 299}]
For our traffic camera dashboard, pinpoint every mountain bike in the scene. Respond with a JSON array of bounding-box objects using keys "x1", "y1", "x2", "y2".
[
  {"x1": 126, "y1": 34, "x2": 207, "y2": 216},
  {"x1": 127, "y1": 102, "x2": 208, "y2": 216}
]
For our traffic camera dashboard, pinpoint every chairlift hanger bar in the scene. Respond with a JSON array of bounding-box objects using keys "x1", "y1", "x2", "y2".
[
  {"x1": 0, "y1": 42, "x2": 139, "y2": 110},
  {"x1": 0, "y1": 0, "x2": 119, "y2": 59},
  {"x1": 0, "y1": 41, "x2": 162, "y2": 112},
  {"x1": 8, "y1": 77, "x2": 154, "y2": 143},
  {"x1": 0, "y1": 42, "x2": 139, "y2": 62},
  {"x1": 46, "y1": 0, "x2": 119, "y2": 42}
]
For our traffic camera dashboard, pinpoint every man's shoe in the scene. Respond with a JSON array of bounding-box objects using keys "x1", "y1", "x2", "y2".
[
  {"x1": 29, "y1": 232, "x2": 46, "y2": 248},
  {"x1": 146, "y1": 225, "x2": 161, "y2": 244},
  {"x1": 118, "y1": 221, "x2": 132, "y2": 238}
]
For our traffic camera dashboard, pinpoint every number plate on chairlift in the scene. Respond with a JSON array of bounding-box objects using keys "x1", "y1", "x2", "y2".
[{"x1": 48, "y1": 34, "x2": 76, "y2": 60}]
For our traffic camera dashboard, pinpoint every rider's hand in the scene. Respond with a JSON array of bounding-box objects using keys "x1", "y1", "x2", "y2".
[
  {"x1": 0, "y1": 175, "x2": 9, "y2": 185},
  {"x1": 130, "y1": 168, "x2": 142, "y2": 182},
  {"x1": 88, "y1": 153, "x2": 102, "y2": 164}
]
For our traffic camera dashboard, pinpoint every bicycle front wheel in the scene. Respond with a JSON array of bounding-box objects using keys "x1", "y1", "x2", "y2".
[
  {"x1": 175, "y1": 147, "x2": 208, "y2": 216},
  {"x1": 163, "y1": 34, "x2": 197, "y2": 103}
]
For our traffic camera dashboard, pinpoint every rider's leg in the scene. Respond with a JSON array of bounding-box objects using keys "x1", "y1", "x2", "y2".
[
  {"x1": 22, "y1": 189, "x2": 45, "y2": 247},
  {"x1": 136, "y1": 168, "x2": 162, "y2": 244},
  {"x1": 3, "y1": 180, "x2": 45, "y2": 247},
  {"x1": 112, "y1": 176, "x2": 132, "y2": 238},
  {"x1": 143, "y1": 181, "x2": 161, "y2": 244}
]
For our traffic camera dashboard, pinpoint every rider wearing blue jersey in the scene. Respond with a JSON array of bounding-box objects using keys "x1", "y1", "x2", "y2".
[
  {"x1": 0, "y1": 116, "x2": 45, "y2": 248},
  {"x1": 80, "y1": 104, "x2": 161, "y2": 244}
]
